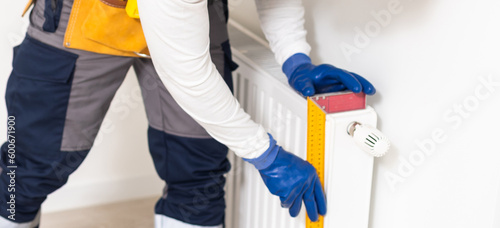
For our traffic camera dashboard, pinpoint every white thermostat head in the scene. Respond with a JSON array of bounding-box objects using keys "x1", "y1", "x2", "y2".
[{"x1": 347, "y1": 121, "x2": 390, "y2": 157}]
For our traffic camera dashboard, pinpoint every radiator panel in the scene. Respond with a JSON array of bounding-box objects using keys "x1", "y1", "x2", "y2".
[
  {"x1": 229, "y1": 61, "x2": 308, "y2": 228},
  {"x1": 225, "y1": 21, "x2": 375, "y2": 228},
  {"x1": 323, "y1": 109, "x2": 376, "y2": 228}
]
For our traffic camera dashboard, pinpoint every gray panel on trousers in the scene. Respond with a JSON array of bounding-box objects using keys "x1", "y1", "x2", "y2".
[
  {"x1": 134, "y1": 59, "x2": 212, "y2": 138},
  {"x1": 60, "y1": 53, "x2": 134, "y2": 151},
  {"x1": 27, "y1": 0, "x2": 73, "y2": 52},
  {"x1": 133, "y1": 0, "x2": 230, "y2": 138}
]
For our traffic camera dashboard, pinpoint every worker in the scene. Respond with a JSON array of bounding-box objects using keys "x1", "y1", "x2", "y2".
[{"x1": 0, "y1": 0, "x2": 375, "y2": 227}]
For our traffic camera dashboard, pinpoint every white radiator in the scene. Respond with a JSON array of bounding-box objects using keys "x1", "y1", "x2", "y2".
[{"x1": 225, "y1": 21, "x2": 377, "y2": 228}]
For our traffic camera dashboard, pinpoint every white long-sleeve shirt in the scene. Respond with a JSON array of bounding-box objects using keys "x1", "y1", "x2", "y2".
[{"x1": 137, "y1": 0, "x2": 310, "y2": 159}]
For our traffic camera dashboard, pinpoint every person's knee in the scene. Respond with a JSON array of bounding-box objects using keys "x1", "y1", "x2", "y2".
[
  {"x1": 0, "y1": 146, "x2": 88, "y2": 222},
  {"x1": 148, "y1": 129, "x2": 230, "y2": 226},
  {"x1": 158, "y1": 178, "x2": 227, "y2": 226}
]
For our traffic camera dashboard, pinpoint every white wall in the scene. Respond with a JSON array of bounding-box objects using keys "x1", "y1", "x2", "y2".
[
  {"x1": 2, "y1": 0, "x2": 499, "y2": 226},
  {"x1": 0, "y1": 2, "x2": 163, "y2": 213},
  {"x1": 229, "y1": 0, "x2": 500, "y2": 227}
]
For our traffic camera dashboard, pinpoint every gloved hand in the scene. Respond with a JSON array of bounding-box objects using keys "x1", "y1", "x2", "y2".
[
  {"x1": 282, "y1": 53, "x2": 376, "y2": 96},
  {"x1": 243, "y1": 134, "x2": 327, "y2": 221}
]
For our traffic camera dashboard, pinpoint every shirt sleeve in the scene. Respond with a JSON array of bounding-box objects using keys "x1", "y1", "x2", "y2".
[
  {"x1": 137, "y1": 0, "x2": 269, "y2": 159},
  {"x1": 255, "y1": 0, "x2": 311, "y2": 65}
]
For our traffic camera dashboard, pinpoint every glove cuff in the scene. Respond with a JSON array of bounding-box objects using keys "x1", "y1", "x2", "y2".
[
  {"x1": 243, "y1": 134, "x2": 279, "y2": 170},
  {"x1": 282, "y1": 53, "x2": 312, "y2": 79}
]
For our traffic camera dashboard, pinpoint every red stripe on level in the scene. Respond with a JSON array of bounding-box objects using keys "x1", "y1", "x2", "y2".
[{"x1": 311, "y1": 92, "x2": 366, "y2": 114}]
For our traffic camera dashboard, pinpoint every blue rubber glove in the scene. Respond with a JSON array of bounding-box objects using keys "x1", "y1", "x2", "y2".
[
  {"x1": 282, "y1": 53, "x2": 376, "y2": 96},
  {"x1": 243, "y1": 134, "x2": 327, "y2": 221}
]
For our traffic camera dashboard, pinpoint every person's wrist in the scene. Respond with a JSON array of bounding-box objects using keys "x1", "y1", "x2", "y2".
[
  {"x1": 282, "y1": 53, "x2": 312, "y2": 79},
  {"x1": 242, "y1": 134, "x2": 279, "y2": 170}
]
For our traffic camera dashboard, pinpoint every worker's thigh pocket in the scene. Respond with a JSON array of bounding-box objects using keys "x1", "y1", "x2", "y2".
[{"x1": 5, "y1": 35, "x2": 78, "y2": 155}]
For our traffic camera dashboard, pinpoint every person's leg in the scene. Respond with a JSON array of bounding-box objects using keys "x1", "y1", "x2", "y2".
[
  {"x1": 133, "y1": 0, "x2": 238, "y2": 227},
  {"x1": 0, "y1": 0, "x2": 134, "y2": 226},
  {"x1": 133, "y1": 57, "x2": 230, "y2": 228}
]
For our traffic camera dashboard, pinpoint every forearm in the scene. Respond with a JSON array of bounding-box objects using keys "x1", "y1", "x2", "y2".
[
  {"x1": 137, "y1": 0, "x2": 268, "y2": 159},
  {"x1": 255, "y1": 0, "x2": 311, "y2": 65}
]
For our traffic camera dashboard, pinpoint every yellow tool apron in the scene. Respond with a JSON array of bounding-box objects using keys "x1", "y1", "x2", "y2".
[{"x1": 63, "y1": 0, "x2": 149, "y2": 57}]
